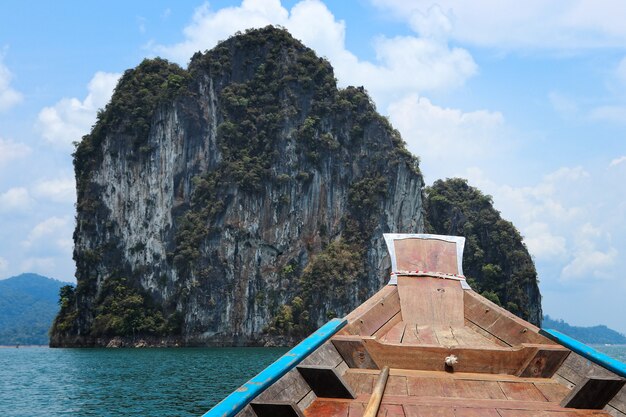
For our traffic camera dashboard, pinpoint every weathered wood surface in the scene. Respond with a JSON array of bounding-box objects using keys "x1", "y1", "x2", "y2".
[
  {"x1": 296, "y1": 365, "x2": 356, "y2": 399},
  {"x1": 561, "y1": 376, "x2": 626, "y2": 410},
  {"x1": 397, "y1": 276, "x2": 464, "y2": 327},
  {"x1": 343, "y1": 368, "x2": 571, "y2": 403},
  {"x1": 255, "y1": 368, "x2": 311, "y2": 403},
  {"x1": 519, "y1": 345, "x2": 570, "y2": 378},
  {"x1": 556, "y1": 351, "x2": 626, "y2": 416},
  {"x1": 360, "y1": 338, "x2": 541, "y2": 374},
  {"x1": 332, "y1": 335, "x2": 378, "y2": 369},
  {"x1": 303, "y1": 397, "x2": 612, "y2": 417},
  {"x1": 374, "y1": 313, "x2": 403, "y2": 342},
  {"x1": 300, "y1": 341, "x2": 344, "y2": 368},
  {"x1": 393, "y1": 238, "x2": 459, "y2": 274},
  {"x1": 341, "y1": 286, "x2": 401, "y2": 337},
  {"x1": 464, "y1": 290, "x2": 550, "y2": 346}
]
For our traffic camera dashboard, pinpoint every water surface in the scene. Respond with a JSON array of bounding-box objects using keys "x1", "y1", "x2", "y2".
[{"x1": 0, "y1": 347, "x2": 286, "y2": 417}]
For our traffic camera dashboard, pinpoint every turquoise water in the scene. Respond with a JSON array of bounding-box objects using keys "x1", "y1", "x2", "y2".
[
  {"x1": 2, "y1": 345, "x2": 625, "y2": 417},
  {"x1": 0, "y1": 347, "x2": 286, "y2": 417},
  {"x1": 593, "y1": 344, "x2": 626, "y2": 362}
]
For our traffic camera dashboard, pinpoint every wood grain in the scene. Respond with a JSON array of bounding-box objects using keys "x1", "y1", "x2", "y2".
[{"x1": 397, "y1": 276, "x2": 464, "y2": 327}]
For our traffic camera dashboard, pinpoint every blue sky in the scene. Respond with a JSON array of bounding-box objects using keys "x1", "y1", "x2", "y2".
[{"x1": 1, "y1": 0, "x2": 625, "y2": 333}]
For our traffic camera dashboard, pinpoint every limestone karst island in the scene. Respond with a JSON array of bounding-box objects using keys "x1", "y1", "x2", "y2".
[{"x1": 51, "y1": 27, "x2": 541, "y2": 349}]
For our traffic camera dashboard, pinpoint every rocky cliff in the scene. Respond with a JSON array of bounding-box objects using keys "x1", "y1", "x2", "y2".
[{"x1": 51, "y1": 27, "x2": 424, "y2": 347}]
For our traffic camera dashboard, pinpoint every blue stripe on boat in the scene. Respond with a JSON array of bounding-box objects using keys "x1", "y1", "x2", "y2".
[
  {"x1": 540, "y1": 328, "x2": 626, "y2": 378},
  {"x1": 201, "y1": 317, "x2": 347, "y2": 417}
]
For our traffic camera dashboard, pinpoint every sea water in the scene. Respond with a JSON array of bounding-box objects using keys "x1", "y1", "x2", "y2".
[
  {"x1": 1, "y1": 345, "x2": 625, "y2": 417},
  {"x1": 0, "y1": 347, "x2": 286, "y2": 417}
]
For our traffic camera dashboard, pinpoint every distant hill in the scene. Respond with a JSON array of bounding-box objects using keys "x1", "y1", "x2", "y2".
[
  {"x1": 0, "y1": 273, "x2": 73, "y2": 345},
  {"x1": 543, "y1": 315, "x2": 626, "y2": 345}
]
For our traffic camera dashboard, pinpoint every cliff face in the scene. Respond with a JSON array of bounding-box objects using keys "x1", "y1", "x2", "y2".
[
  {"x1": 51, "y1": 27, "x2": 424, "y2": 347},
  {"x1": 424, "y1": 178, "x2": 543, "y2": 326}
]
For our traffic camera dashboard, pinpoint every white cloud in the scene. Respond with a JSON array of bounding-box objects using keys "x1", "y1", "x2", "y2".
[
  {"x1": 388, "y1": 94, "x2": 504, "y2": 176},
  {"x1": 22, "y1": 216, "x2": 73, "y2": 253},
  {"x1": 0, "y1": 138, "x2": 30, "y2": 167},
  {"x1": 561, "y1": 224, "x2": 618, "y2": 280},
  {"x1": 371, "y1": 0, "x2": 626, "y2": 50},
  {"x1": 0, "y1": 52, "x2": 23, "y2": 111},
  {"x1": 20, "y1": 257, "x2": 57, "y2": 275},
  {"x1": 0, "y1": 187, "x2": 32, "y2": 212},
  {"x1": 609, "y1": 156, "x2": 626, "y2": 167},
  {"x1": 523, "y1": 222, "x2": 567, "y2": 260},
  {"x1": 32, "y1": 176, "x2": 76, "y2": 203},
  {"x1": 153, "y1": 0, "x2": 476, "y2": 105},
  {"x1": 37, "y1": 71, "x2": 120, "y2": 147}
]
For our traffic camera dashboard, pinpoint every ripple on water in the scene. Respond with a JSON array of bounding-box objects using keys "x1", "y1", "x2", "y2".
[{"x1": 0, "y1": 347, "x2": 286, "y2": 417}]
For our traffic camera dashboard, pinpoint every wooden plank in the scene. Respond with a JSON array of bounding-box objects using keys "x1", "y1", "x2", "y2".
[
  {"x1": 385, "y1": 375, "x2": 408, "y2": 396},
  {"x1": 335, "y1": 360, "x2": 349, "y2": 377},
  {"x1": 453, "y1": 379, "x2": 507, "y2": 399},
  {"x1": 397, "y1": 276, "x2": 464, "y2": 327},
  {"x1": 344, "y1": 372, "x2": 377, "y2": 395},
  {"x1": 393, "y1": 237, "x2": 459, "y2": 274},
  {"x1": 350, "y1": 368, "x2": 565, "y2": 384},
  {"x1": 301, "y1": 341, "x2": 344, "y2": 368},
  {"x1": 303, "y1": 400, "x2": 349, "y2": 417},
  {"x1": 256, "y1": 369, "x2": 311, "y2": 403},
  {"x1": 378, "y1": 404, "x2": 405, "y2": 417},
  {"x1": 499, "y1": 381, "x2": 549, "y2": 402},
  {"x1": 498, "y1": 410, "x2": 610, "y2": 417},
  {"x1": 343, "y1": 286, "x2": 401, "y2": 336},
  {"x1": 297, "y1": 390, "x2": 317, "y2": 411},
  {"x1": 454, "y1": 408, "x2": 500, "y2": 417},
  {"x1": 378, "y1": 395, "x2": 606, "y2": 412},
  {"x1": 535, "y1": 382, "x2": 571, "y2": 403},
  {"x1": 464, "y1": 291, "x2": 550, "y2": 346},
  {"x1": 296, "y1": 365, "x2": 356, "y2": 399},
  {"x1": 519, "y1": 346, "x2": 570, "y2": 378},
  {"x1": 407, "y1": 377, "x2": 453, "y2": 397},
  {"x1": 561, "y1": 376, "x2": 626, "y2": 409},
  {"x1": 378, "y1": 317, "x2": 405, "y2": 343},
  {"x1": 305, "y1": 398, "x2": 613, "y2": 417},
  {"x1": 415, "y1": 326, "x2": 439, "y2": 345},
  {"x1": 433, "y1": 326, "x2": 459, "y2": 347},
  {"x1": 450, "y1": 326, "x2": 494, "y2": 347},
  {"x1": 403, "y1": 405, "x2": 454, "y2": 417},
  {"x1": 348, "y1": 402, "x2": 366, "y2": 417},
  {"x1": 464, "y1": 318, "x2": 510, "y2": 347},
  {"x1": 608, "y1": 385, "x2": 626, "y2": 414},
  {"x1": 332, "y1": 336, "x2": 378, "y2": 369},
  {"x1": 362, "y1": 338, "x2": 535, "y2": 374},
  {"x1": 250, "y1": 401, "x2": 306, "y2": 417}
]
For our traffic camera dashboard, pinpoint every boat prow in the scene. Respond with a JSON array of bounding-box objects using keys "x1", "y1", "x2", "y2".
[{"x1": 203, "y1": 234, "x2": 626, "y2": 417}]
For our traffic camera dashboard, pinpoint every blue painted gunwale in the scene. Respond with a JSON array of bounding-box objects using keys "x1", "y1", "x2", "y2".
[
  {"x1": 201, "y1": 317, "x2": 347, "y2": 417},
  {"x1": 540, "y1": 328, "x2": 626, "y2": 378}
]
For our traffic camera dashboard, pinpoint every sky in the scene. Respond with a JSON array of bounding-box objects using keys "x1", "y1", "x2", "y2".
[{"x1": 0, "y1": 0, "x2": 625, "y2": 333}]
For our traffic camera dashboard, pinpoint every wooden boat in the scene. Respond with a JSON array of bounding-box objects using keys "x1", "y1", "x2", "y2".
[{"x1": 203, "y1": 234, "x2": 626, "y2": 417}]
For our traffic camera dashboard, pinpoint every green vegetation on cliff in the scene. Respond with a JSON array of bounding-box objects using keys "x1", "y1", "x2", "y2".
[{"x1": 425, "y1": 178, "x2": 542, "y2": 325}]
